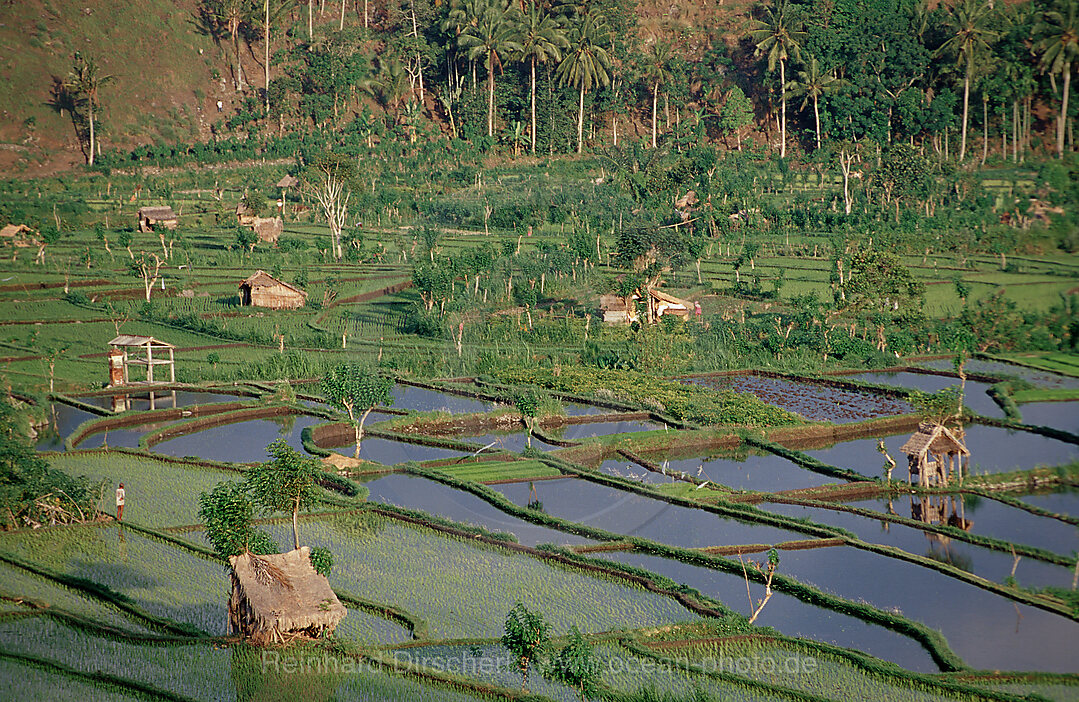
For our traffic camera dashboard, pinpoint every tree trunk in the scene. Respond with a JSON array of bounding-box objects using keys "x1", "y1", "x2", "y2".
[
  {"x1": 651, "y1": 82, "x2": 658, "y2": 148},
  {"x1": 982, "y1": 97, "x2": 988, "y2": 165},
  {"x1": 530, "y1": 57, "x2": 537, "y2": 154},
  {"x1": 779, "y1": 59, "x2": 786, "y2": 158},
  {"x1": 340, "y1": 0, "x2": 345, "y2": 30},
  {"x1": 813, "y1": 94, "x2": 821, "y2": 151},
  {"x1": 1058, "y1": 64, "x2": 1071, "y2": 159},
  {"x1": 292, "y1": 496, "x2": 300, "y2": 550},
  {"x1": 487, "y1": 51, "x2": 495, "y2": 137},
  {"x1": 577, "y1": 85, "x2": 585, "y2": 154},
  {"x1": 308, "y1": 0, "x2": 313, "y2": 39},
  {"x1": 959, "y1": 56, "x2": 971, "y2": 161},
  {"x1": 87, "y1": 100, "x2": 96, "y2": 166}
]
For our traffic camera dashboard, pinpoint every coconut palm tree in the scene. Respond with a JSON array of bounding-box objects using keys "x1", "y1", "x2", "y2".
[
  {"x1": 555, "y1": 10, "x2": 612, "y2": 154},
  {"x1": 1034, "y1": 0, "x2": 1079, "y2": 159},
  {"x1": 68, "y1": 53, "x2": 112, "y2": 166},
  {"x1": 640, "y1": 40, "x2": 673, "y2": 149},
  {"x1": 515, "y1": 3, "x2": 567, "y2": 154},
  {"x1": 787, "y1": 55, "x2": 843, "y2": 151},
  {"x1": 459, "y1": 0, "x2": 522, "y2": 137},
  {"x1": 937, "y1": 0, "x2": 998, "y2": 162},
  {"x1": 207, "y1": 0, "x2": 256, "y2": 92},
  {"x1": 749, "y1": 0, "x2": 805, "y2": 158}
]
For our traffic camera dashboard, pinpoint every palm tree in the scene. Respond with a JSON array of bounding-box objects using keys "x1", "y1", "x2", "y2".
[
  {"x1": 1034, "y1": 0, "x2": 1079, "y2": 159},
  {"x1": 68, "y1": 53, "x2": 112, "y2": 166},
  {"x1": 640, "y1": 40, "x2": 673, "y2": 149},
  {"x1": 459, "y1": 0, "x2": 522, "y2": 137},
  {"x1": 515, "y1": 3, "x2": 567, "y2": 154},
  {"x1": 787, "y1": 55, "x2": 843, "y2": 151},
  {"x1": 207, "y1": 0, "x2": 255, "y2": 92},
  {"x1": 937, "y1": 0, "x2": 998, "y2": 162},
  {"x1": 555, "y1": 10, "x2": 612, "y2": 154},
  {"x1": 749, "y1": 0, "x2": 805, "y2": 158}
]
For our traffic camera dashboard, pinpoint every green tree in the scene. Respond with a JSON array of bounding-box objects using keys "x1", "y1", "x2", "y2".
[
  {"x1": 1034, "y1": 0, "x2": 1079, "y2": 159},
  {"x1": 246, "y1": 438, "x2": 321, "y2": 550},
  {"x1": 640, "y1": 40, "x2": 674, "y2": 149},
  {"x1": 909, "y1": 387, "x2": 963, "y2": 426},
  {"x1": 555, "y1": 11, "x2": 613, "y2": 154},
  {"x1": 320, "y1": 364, "x2": 395, "y2": 457},
  {"x1": 502, "y1": 602, "x2": 549, "y2": 691},
  {"x1": 515, "y1": 3, "x2": 567, "y2": 155},
  {"x1": 787, "y1": 55, "x2": 842, "y2": 151},
  {"x1": 513, "y1": 388, "x2": 539, "y2": 447},
  {"x1": 749, "y1": 0, "x2": 805, "y2": 158},
  {"x1": 459, "y1": 0, "x2": 522, "y2": 137},
  {"x1": 67, "y1": 53, "x2": 113, "y2": 166},
  {"x1": 937, "y1": 0, "x2": 998, "y2": 162},
  {"x1": 717, "y1": 85, "x2": 754, "y2": 150},
  {"x1": 545, "y1": 625, "x2": 599, "y2": 699},
  {"x1": 843, "y1": 249, "x2": 925, "y2": 313},
  {"x1": 198, "y1": 481, "x2": 279, "y2": 559}
]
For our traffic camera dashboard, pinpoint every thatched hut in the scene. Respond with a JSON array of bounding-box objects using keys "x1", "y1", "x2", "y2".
[
  {"x1": 228, "y1": 547, "x2": 346, "y2": 645},
  {"x1": 648, "y1": 288, "x2": 692, "y2": 321},
  {"x1": 236, "y1": 203, "x2": 284, "y2": 244},
  {"x1": 239, "y1": 270, "x2": 306, "y2": 309},
  {"x1": 137, "y1": 206, "x2": 178, "y2": 233},
  {"x1": 900, "y1": 422, "x2": 970, "y2": 487},
  {"x1": 0, "y1": 224, "x2": 38, "y2": 248}
]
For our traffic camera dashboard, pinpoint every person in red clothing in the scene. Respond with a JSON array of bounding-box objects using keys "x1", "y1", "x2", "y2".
[{"x1": 116, "y1": 483, "x2": 125, "y2": 521}]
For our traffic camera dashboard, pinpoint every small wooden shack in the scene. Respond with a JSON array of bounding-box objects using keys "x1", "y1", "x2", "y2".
[
  {"x1": 276, "y1": 174, "x2": 299, "y2": 217},
  {"x1": 228, "y1": 547, "x2": 346, "y2": 645},
  {"x1": 137, "y1": 206, "x2": 178, "y2": 233},
  {"x1": 239, "y1": 270, "x2": 307, "y2": 309},
  {"x1": 900, "y1": 422, "x2": 970, "y2": 487},
  {"x1": 600, "y1": 294, "x2": 638, "y2": 324},
  {"x1": 108, "y1": 334, "x2": 176, "y2": 385},
  {"x1": 236, "y1": 203, "x2": 284, "y2": 244}
]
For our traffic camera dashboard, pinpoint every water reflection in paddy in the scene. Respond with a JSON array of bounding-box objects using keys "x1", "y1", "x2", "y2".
[
  {"x1": 917, "y1": 359, "x2": 1079, "y2": 390},
  {"x1": 362, "y1": 473, "x2": 592, "y2": 547},
  {"x1": 1017, "y1": 402, "x2": 1079, "y2": 434},
  {"x1": 321, "y1": 437, "x2": 469, "y2": 464},
  {"x1": 763, "y1": 499, "x2": 1074, "y2": 589},
  {"x1": 491, "y1": 478, "x2": 806, "y2": 548},
  {"x1": 35, "y1": 404, "x2": 96, "y2": 451},
  {"x1": 549, "y1": 419, "x2": 663, "y2": 441},
  {"x1": 845, "y1": 493, "x2": 1079, "y2": 557},
  {"x1": 805, "y1": 425, "x2": 1078, "y2": 478},
  {"x1": 75, "y1": 391, "x2": 251, "y2": 411},
  {"x1": 392, "y1": 385, "x2": 497, "y2": 414},
  {"x1": 849, "y1": 372, "x2": 1002, "y2": 418},
  {"x1": 595, "y1": 550, "x2": 938, "y2": 672},
  {"x1": 1016, "y1": 489, "x2": 1079, "y2": 520},
  {"x1": 151, "y1": 415, "x2": 326, "y2": 462},
  {"x1": 661, "y1": 453, "x2": 841, "y2": 493},
  {"x1": 774, "y1": 544, "x2": 1079, "y2": 673}
]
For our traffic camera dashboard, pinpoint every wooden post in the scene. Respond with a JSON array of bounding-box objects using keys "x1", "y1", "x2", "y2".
[
  {"x1": 146, "y1": 342, "x2": 154, "y2": 384},
  {"x1": 169, "y1": 346, "x2": 175, "y2": 383}
]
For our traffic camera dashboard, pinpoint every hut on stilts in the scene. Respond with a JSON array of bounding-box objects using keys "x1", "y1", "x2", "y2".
[
  {"x1": 228, "y1": 547, "x2": 346, "y2": 645},
  {"x1": 900, "y1": 422, "x2": 970, "y2": 488}
]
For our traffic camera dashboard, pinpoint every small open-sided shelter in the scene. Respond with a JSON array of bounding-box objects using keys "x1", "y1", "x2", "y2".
[
  {"x1": 108, "y1": 335, "x2": 176, "y2": 385},
  {"x1": 648, "y1": 288, "x2": 692, "y2": 321},
  {"x1": 228, "y1": 547, "x2": 346, "y2": 645},
  {"x1": 0, "y1": 224, "x2": 38, "y2": 248},
  {"x1": 900, "y1": 422, "x2": 970, "y2": 487},
  {"x1": 239, "y1": 270, "x2": 306, "y2": 309},
  {"x1": 137, "y1": 206, "x2": 178, "y2": 233}
]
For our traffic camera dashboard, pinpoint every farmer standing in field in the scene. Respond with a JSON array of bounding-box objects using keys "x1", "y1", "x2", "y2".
[{"x1": 116, "y1": 483, "x2": 125, "y2": 522}]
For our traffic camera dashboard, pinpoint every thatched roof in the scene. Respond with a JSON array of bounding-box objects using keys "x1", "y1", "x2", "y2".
[
  {"x1": 599, "y1": 294, "x2": 631, "y2": 311},
  {"x1": 276, "y1": 175, "x2": 298, "y2": 188},
  {"x1": 900, "y1": 422, "x2": 969, "y2": 458},
  {"x1": 109, "y1": 334, "x2": 175, "y2": 348},
  {"x1": 239, "y1": 270, "x2": 307, "y2": 297},
  {"x1": 0, "y1": 224, "x2": 32, "y2": 238},
  {"x1": 229, "y1": 547, "x2": 345, "y2": 639},
  {"x1": 648, "y1": 288, "x2": 692, "y2": 309},
  {"x1": 137, "y1": 206, "x2": 177, "y2": 220}
]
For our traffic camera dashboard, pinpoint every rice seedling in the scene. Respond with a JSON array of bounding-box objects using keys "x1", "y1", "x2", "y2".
[
  {"x1": 47, "y1": 453, "x2": 241, "y2": 528},
  {"x1": 334, "y1": 607, "x2": 413, "y2": 646},
  {"x1": 260, "y1": 514, "x2": 697, "y2": 640},
  {"x1": 0, "y1": 657, "x2": 141, "y2": 702},
  {"x1": 667, "y1": 639, "x2": 965, "y2": 702},
  {"x1": 0, "y1": 526, "x2": 229, "y2": 635},
  {"x1": 0, "y1": 562, "x2": 147, "y2": 632}
]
